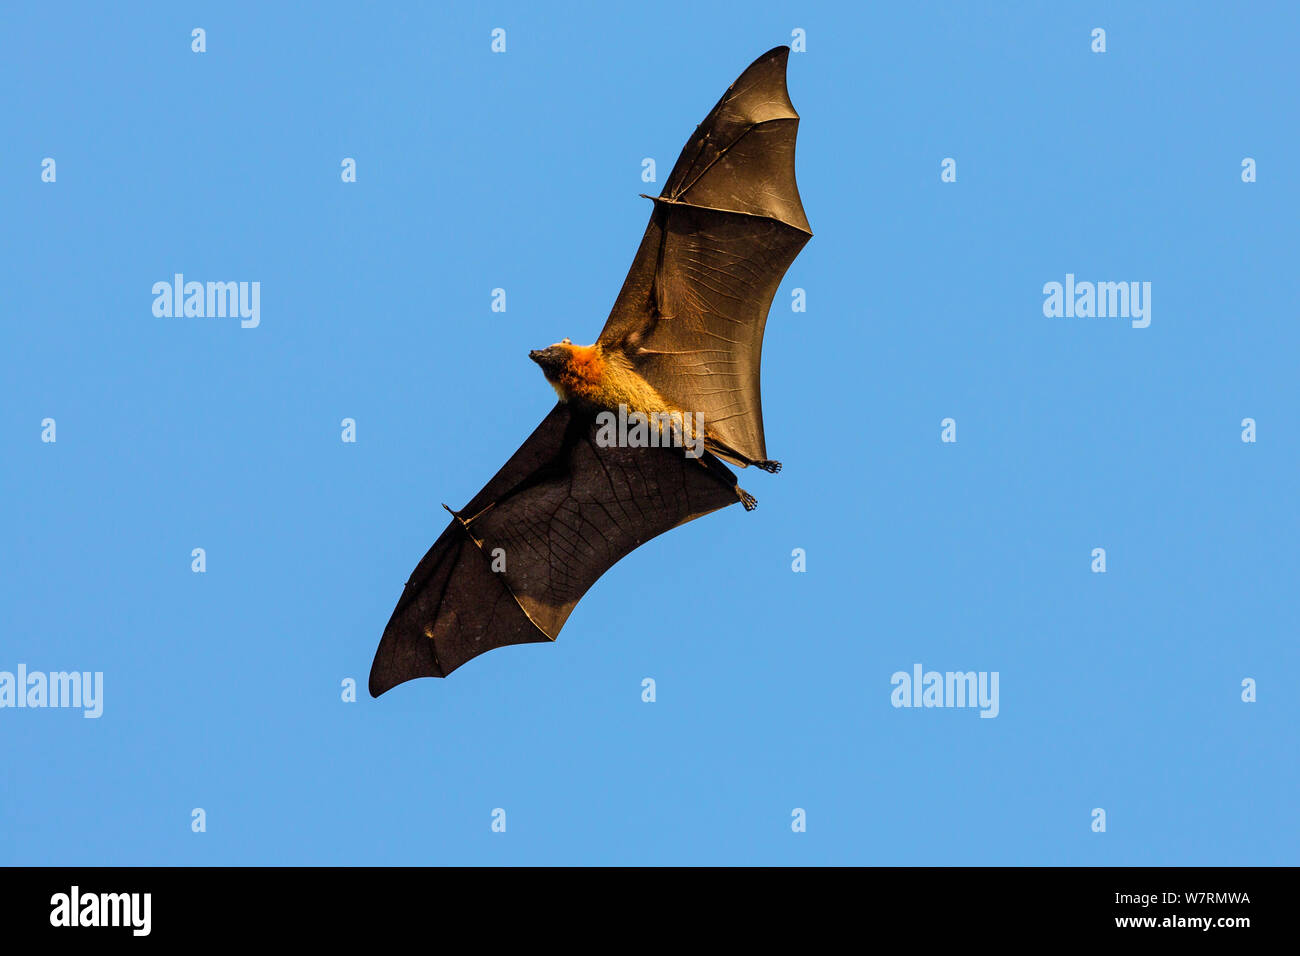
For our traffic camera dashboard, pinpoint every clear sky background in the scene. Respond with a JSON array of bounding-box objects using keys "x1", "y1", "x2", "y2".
[{"x1": 2, "y1": 2, "x2": 1296, "y2": 865}]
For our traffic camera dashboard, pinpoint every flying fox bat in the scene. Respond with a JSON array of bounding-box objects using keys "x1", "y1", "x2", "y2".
[{"x1": 369, "y1": 46, "x2": 812, "y2": 694}]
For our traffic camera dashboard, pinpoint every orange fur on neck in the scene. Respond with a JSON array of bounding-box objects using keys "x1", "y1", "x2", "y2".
[{"x1": 555, "y1": 345, "x2": 608, "y2": 403}]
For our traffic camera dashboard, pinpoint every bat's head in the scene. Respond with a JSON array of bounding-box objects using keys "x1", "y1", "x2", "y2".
[
  {"x1": 530, "y1": 338, "x2": 609, "y2": 404},
  {"x1": 528, "y1": 337, "x2": 573, "y2": 379}
]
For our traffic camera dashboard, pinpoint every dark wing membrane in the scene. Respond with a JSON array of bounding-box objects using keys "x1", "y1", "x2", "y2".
[
  {"x1": 597, "y1": 46, "x2": 812, "y2": 466},
  {"x1": 370, "y1": 403, "x2": 739, "y2": 695}
]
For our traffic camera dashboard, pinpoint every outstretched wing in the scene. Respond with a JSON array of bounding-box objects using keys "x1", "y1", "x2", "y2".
[
  {"x1": 597, "y1": 46, "x2": 812, "y2": 466},
  {"x1": 370, "y1": 403, "x2": 740, "y2": 695}
]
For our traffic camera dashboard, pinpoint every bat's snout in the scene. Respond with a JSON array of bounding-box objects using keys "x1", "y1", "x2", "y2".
[{"x1": 530, "y1": 347, "x2": 562, "y2": 369}]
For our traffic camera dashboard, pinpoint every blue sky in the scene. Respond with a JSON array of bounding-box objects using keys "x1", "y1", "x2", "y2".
[{"x1": 2, "y1": 1, "x2": 1296, "y2": 865}]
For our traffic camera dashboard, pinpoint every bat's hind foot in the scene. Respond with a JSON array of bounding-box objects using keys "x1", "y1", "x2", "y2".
[
  {"x1": 737, "y1": 487, "x2": 758, "y2": 511},
  {"x1": 756, "y1": 459, "x2": 782, "y2": 474}
]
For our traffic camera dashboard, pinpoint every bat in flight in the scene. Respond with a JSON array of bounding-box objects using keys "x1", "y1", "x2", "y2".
[{"x1": 370, "y1": 46, "x2": 812, "y2": 695}]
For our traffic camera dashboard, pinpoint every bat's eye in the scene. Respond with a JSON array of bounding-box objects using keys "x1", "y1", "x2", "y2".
[{"x1": 561, "y1": 337, "x2": 572, "y2": 345}]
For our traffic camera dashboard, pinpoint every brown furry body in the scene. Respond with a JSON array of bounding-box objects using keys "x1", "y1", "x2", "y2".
[{"x1": 534, "y1": 342, "x2": 702, "y2": 446}]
